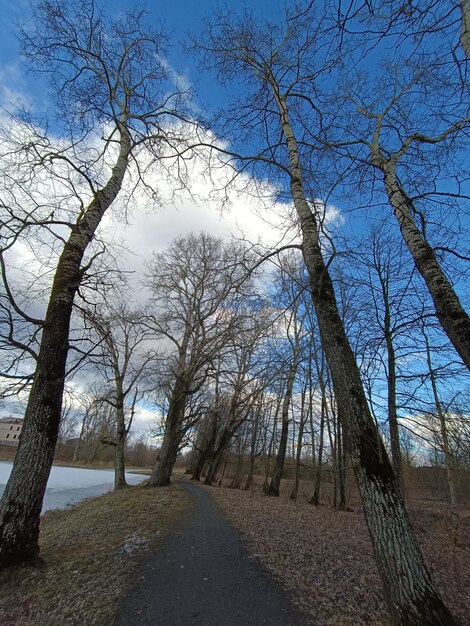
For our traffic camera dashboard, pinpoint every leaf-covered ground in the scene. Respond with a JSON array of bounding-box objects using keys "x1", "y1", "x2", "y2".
[
  {"x1": 0, "y1": 483, "x2": 191, "y2": 625},
  {"x1": 207, "y1": 484, "x2": 470, "y2": 625}
]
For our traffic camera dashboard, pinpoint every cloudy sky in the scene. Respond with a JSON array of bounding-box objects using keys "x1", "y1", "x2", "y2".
[{"x1": 0, "y1": 0, "x2": 322, "y2": 284}]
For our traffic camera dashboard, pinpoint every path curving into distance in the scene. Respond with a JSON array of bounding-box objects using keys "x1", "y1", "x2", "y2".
[{"x1": 115, "y1": 479, "x2": 306, "y2": 625}]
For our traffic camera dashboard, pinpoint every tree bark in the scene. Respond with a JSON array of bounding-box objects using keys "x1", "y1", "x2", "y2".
[
  {"x1": 191, "y1": 451, "x2": 206, "y2": 482},
  {"x1": 149, "y1": 379, "x2": 186, "y2": 487},
  {"x1": 0, "y1": 121, "x2": 131, "y2": 568},
  {"x1": 290, "y1": 382, "x2": 307, "y2": 501},
  {"x1": 385, "y1": 322, "x2": 403, "y2": 494},
  {"x1": 244, "y1": 405, "x2": 260, "y2": 491},
  {"x1": 204, "y1": 428, "x2": 231, "y2": 485},
  {"x1": 149, "y1": 422, "x2": 181, "y2": 487},
  {"x1": 312, "y1": 382, "x2": 326, "y2": 506},
  {"x1": 114, "y1": 397, "x2": 128, "y2": 489},
  {"x1": 230, "y1": 448, "x2": 244, "y2": 489},
  {"x1": 423, "y1": 326, "x2": 461, "y2": 548},
  {"x1": 381, "y1": 163, "x2": 470, "y2": 371},
  {"x1": 73, "y1": 406, "x2": 91, "y2": 463},
  {"x1": 191, "y1": 412, "x2": 218, "y2": 481},
  {"x1": 335, "y1": 405, "x2": 347, "y2": 511},
  {"x1": 461, "y1": 0, "x2": 470, "y2": 58}
]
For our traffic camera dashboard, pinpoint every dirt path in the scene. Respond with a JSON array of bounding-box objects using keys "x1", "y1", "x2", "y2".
[{"x1": 115, "y1": 480, "x2": 306, "y2": 625}]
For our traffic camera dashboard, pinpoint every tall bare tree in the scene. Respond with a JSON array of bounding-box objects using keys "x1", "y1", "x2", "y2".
[
  {"x1": 203, "y1": 324, "x2": 272, "y2": 486},
  {"x1": 268, "y1": 255, "x2": 307, "y2": 497},
  {"x1": 0, "y1": 0, "x2": 194, "y2": 567},
  {"x1": 329, "y1": 0, "x2": 470, "y2": 370},
  {"x1": 195, "y1": 9, "x2": 455, "y2": 623},
  {"x1": 145, "y1": 232, "x2": 258, "y2": 486}
]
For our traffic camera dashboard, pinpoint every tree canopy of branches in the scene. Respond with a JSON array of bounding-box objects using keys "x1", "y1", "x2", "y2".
[{"x1": 145, "y1": 232, "x2": 262, "y2": 486}]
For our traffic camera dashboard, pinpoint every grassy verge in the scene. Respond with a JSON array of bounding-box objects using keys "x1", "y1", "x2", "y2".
[{"x1": 0, "y1": 482, "x2": 191, "y2": 625}]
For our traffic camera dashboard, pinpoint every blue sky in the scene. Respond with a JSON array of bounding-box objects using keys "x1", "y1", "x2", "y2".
[{"x1": 0, "y1": 0, "x2": 287, "y2": 116}]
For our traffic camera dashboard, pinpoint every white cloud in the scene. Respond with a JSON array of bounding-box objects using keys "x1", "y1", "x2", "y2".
[
  {"x1": 0, "y1": 63, "x2": 32, "y2": 113},
  {"x1": 97, "y1": 134, "x2": 303, "y2": 295}
]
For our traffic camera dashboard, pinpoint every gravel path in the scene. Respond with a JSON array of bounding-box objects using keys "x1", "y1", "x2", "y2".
[{"x1": 115, "y1": 480, "x2": 306, "y2": 625}]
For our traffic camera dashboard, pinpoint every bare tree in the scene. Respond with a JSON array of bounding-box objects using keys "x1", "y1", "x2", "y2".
[
  {"x1": 203, "y1": 325, "x2": 273, "y2": 486},
  {"x1": 195, "y1": 9, "x2": 455, "y2": 623},
  {"x1": 358, "y1": 92, "x2": 470, "y2": 370},
  {"x1": 421, "y1": 322, "x2": 461, "y2": 548},
  {"x1": 145, "y1": 232, "x2": 259, "y2": 486},
  {"x1": 268, "y1": 255, "x2": 307, "y2": 497},
  {"x1": 0, "y1": 0, "x2": 195, "y2": 567},
  {"x1": 328, "y1": 1, "x2": 470, "y2": 370},
  {"x1": 352, "y1": 229, "x2": 424, "y2": 496},
  {"x1": 84, "y1": 302, "x2": 151, "y2": 489}
]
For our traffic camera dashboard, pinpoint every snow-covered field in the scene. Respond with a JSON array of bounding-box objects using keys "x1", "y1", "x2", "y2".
[{"x1": 0, "y1": 461, "x2": 147, "y2": 512}]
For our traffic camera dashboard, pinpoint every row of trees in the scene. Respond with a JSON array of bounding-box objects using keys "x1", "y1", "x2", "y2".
[
  {"x1": 0, "y1": 1, "x2": 468, "y2": 624},
  {"x1": 54, "y1": 231, "x2": 470, "y2": 505}
]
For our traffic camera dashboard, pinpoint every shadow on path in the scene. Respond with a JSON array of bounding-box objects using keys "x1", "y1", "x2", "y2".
[{"x1": 115, "y1": 480, "x2": 306, "y2": 625}]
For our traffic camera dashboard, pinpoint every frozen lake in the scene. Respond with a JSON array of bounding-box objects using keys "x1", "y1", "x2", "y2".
[{"x1": 0, "y1": 461, "x2": 147, "y2": 513}]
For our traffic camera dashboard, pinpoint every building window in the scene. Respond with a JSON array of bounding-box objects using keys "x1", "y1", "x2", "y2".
[{"x1": 6, "y1": 434, "x2": 9, "y2": 438}]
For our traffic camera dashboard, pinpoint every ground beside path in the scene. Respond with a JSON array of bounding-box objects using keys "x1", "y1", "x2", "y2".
[{"x1": 115, "y1": 480, "x2": 306, "y2": 625}]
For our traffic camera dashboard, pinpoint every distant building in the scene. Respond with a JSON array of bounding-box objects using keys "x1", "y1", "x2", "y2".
[{"x1": 0, "y1": 417, "x2": 23, "y2": 447}]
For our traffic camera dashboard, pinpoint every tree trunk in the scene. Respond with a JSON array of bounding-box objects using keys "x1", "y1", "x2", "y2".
[
  {"x1": 272, "y1": 89, "x2": 455, "y2": 623},
  {"x1": 263, "y1": 400, "x2": 280, "y2": 494},
  {"x1": 149, "y1": 373, "x2": 188, "y2": 487},
  {"x1": 73, "y1": 407, "x2": 90, "y2": 463},
  {"x1": 217, "y1": 459, "x2": 228, "y2": 486},
  {"x1": 204, "y1": 431, "x2": 229, "y2": 486},
  {"x1": 325, "y1": 394, "x2": 337, "y2": 508},
  {"x1": 191, "y1": 413, "x2": 218, "y2": 481},
  {"x1": 114, "y1": 400, "x2": 128, "y2": 490},
  {"x1": 423, "y1": 327, "x2": 461, "y2": 548},
  {"x1": 461, "y1": 0, "x2": 470, "y2": 58},
  {"x1": 0, "y1": 122, "x2": 131, "y2": 568},
  {"x1": 244, "y1": 405, "x2": 260, "y2": 491},
  {"x1": 336, "y1": 407, "x2": 347, "y2": 511},
  {"x1": 269, "y1": 343, "x2": 300, "y2": 497},
  {"x1": 149, "y1": 422, "x2": 181, "y2": 487},
  {"x1": 230, "y1": 448, "x2": 244, "y2": 489},
  {"x1": 244, "y1": 465, "x2": 254, "y2": 491},
  {"x1": 312, "y1": 386, "x2": 326, "y2": 506},
  {"x1": 385, "y1": 317, "x2": 403, "y2": 496},
  {"x1": 191, "y1": 452, "x2": 206, "y2": 482},
  {"x1": 290, "y1": 383, "x2": 307, "y2": 501},
  {"x1": 381, "y1": 163, "x2": 470, "y2": 371}
]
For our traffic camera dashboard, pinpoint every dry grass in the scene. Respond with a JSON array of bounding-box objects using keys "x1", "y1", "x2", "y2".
[
  {"x1": 207, "y1": 483, "x2": 470, "y2": 626},
  {"x1": 0, "y1": 482, "x2": 191, "y2": 626}
]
